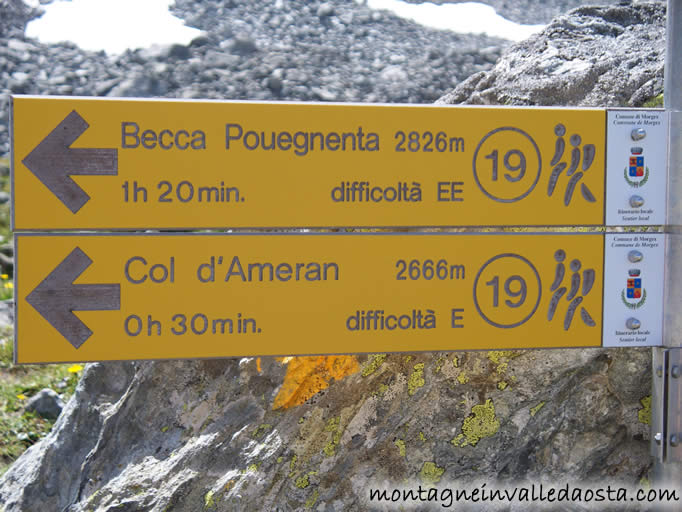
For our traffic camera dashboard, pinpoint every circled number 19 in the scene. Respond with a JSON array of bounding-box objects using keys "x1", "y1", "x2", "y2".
[
  {"x1": 485, "y1": 275, "x2": 527, "y2": 308},
  {"x1": 485, "y1": 149, "x2": 526, "y2": 183}
]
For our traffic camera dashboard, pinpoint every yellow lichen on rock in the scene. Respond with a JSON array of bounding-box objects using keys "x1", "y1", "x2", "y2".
[
  {"x1": 638, "y1": 396, "x2": 651, "y2": 425},
  {"x1": 305, "y1": 488, "x2": 319, "y2": 509},
  {"x1": 451, "y1": 399, "x2": 500, "y2": 447},
  {"x1": 272, "y1": 356, "x2": 359, "y2": 410},
  {"x1": 530, "y1": 402, "x2": 545, "y2": 417},
  {"x1": 204, "y1": 490, "x2": 216, "y2": 509},
  {"x1": 361, "y1": 354, "x2": 387, "y2": 377},
  {"x1": 323, "y1": 417, "x2": 343, "y2": 457},
  {"x1": 487, "y1": 351, "x2": 519, "y2": 374},
  {"x1": 394, "y1": 439, "x2": 406, "y2": 457},
  {"x1": 295, "y1": 471, "x2": 317, "y2": 489},
  {"x1": 419, "y1": 461, "x2": 445, "y2": 485},
  {"x1": 408, "y1": 363, "x2": 425, "y2": 396}
]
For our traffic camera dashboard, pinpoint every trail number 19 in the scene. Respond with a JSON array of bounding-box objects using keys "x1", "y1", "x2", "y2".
[
  {"x1": 485, "y1": 275, "x2": 527, "y2": 308},
  {"x1": 485, "y1": 149, "x2": 526, "y2": 182}
]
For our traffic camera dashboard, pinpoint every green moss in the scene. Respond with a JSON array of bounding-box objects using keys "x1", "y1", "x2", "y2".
[
  {"x1": 394, "y1": 439, "x2": 406, "y2": 457},
  {"x1": 638, "y1": 396, "x2": 652, "y2": 425},
  {"x1": 362, "y1": 354, "x2": 387, "y2": 377},
  {"x1": 456, "y1": 371, "x2": 469, "y2": 384},
  {"x1": 252, "y1": 423, "x2": 272, "y2": 439},
  {"x1": 497, "y1": 381, "x2": 508, "y2": 390},
  {"x1": 403, "y1": 355, "x2": 413, "y2": 363},
  {"x1": 418, "y1": 431, "x2": 427, "y2": 442},
  {"x1": 408, "y1": 363, "x2": 425, "y2": 396},
  {"x1": 642, "y1": 93, "x2": 664, "y2": 108},
  {"x1": 452, "y1": 355, "x2": 459, "y2": 368},
  {"x1": 204, "y1": 490, "x2": 216, "y2": 509},
  {"x1": 419, "y1": 461, "x2": 445, "y2": 485},
  {"x1": 530, "y1": 401, "x2": 545, "y2": 417},
  {"x1": 451, "y1": 399, "x2": 500, "y2": 447},
  {"x1": 295, "y1": 471, "x2": 317, "y2": 489},
  {"x1": 305, "y1": 488, "x2": 319, "y2": 509}
]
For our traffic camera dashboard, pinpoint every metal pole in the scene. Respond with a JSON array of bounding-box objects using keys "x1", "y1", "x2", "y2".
[{"x1": 654, "y1": 0, "x2": 682, "y2": 492}]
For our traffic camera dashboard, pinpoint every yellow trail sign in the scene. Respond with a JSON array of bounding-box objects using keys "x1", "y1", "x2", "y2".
[
  {"x1": 15, "y1": 233, "x2": 607, "y2": 364},
  {"x1": 11, "y1": 96, "x2": 607, "y2": 230}
]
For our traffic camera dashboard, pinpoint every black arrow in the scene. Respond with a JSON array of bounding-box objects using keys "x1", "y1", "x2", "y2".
[
  {"x1": 22, "y1": 110, "x2": 118, "y2": 213},
  {"x1": 26, "y1": 247, "x2": 120, "y2": 349}
]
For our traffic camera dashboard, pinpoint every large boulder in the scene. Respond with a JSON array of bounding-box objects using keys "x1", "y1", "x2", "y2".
[
  {"x1": 0, "y1": 3, "x2": 665, "y2": 511},
  {"x1": 438, "y1": 2, "x2": 665, "y2": 107}
]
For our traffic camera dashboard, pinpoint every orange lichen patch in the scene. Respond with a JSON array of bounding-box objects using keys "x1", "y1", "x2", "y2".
[
  {"x1": 272, "y1": 356, "x2": 359, "y2": 410},
  {"x1": 256, "y1": 357, "x2": 262, "y2": 373}
]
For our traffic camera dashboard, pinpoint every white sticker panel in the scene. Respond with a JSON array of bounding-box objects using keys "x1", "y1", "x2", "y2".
[
  {"x1": 603, "y1": 233, "x2": 665, "y2": 347},
  {"x1": 606, "y1": 109, "x2": 668, "y2": 226}
]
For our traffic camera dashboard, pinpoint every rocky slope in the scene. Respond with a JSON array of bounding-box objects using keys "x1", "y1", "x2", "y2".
[
  {"x1": 0, "y1": 3, "x2": 665, "y2": 511},
  {"x1": 402, "y1": 0, "x2": 621, "y2": 24},
  {"x1": 0, "y1": 0, "x2": 509, "y2": 156}
]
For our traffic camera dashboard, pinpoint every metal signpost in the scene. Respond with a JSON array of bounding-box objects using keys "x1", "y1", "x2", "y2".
[
  {"x1": 653, "y1": 0, "x2": 682, "y2": 489},
  {"x1": 8, "y1": 0, "x2": 682, "y2": 486}
]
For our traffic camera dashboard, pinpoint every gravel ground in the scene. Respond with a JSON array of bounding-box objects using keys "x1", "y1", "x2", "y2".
[{"x1": 401, "y1": 0, "x2": 622, "y2": 23}]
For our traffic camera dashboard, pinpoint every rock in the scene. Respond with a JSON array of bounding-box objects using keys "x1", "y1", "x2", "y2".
[
  {"x1": 0, "y1": 363, "x2": 136, "y2": 511},
  {"x1": 317, "y1": 2, "x2": 334, "y2": 18},
  {"x1": 24, "y1": 389, "x2": 64, "y2": 420},
  {"x1": 229, "y1": 34, "x2": 258, "y2": 55},
  {"x1": 380, "y1": 64, "x2": 408, "y2": 82},
  {"x1": 167, "y1": 43, "x2": 192, "y2": 60},
  {"x1": 312, "y1": 86, "x2": 336, "y2": 101},
  {"x1": 0, "y1": 299, "x2": 12, "y2": 329},
  {"x1": 266, "y1": 70, "x2": 283, "y2": 94},
  {"x1": 107, "y1": 74, "x2": 167, "y2": 97},
  {"x1": 437, "y1": 3, "x2": 665, "y2": 107},
  {"x1": 188, "y1": 33, "x2": 211, "y2": 47}
]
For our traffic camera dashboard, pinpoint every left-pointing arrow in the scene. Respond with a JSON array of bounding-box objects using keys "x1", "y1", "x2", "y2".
[
  {"x1": 22, "y1": 110, "x2": 118, "y2": 213},
  {"x1": 26, "y1": 247, "x2": 120, "y2": 349}
]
